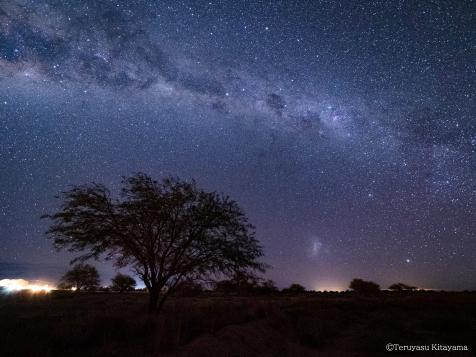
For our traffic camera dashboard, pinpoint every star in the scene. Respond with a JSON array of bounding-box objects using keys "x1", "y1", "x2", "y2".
[{"x1": 0, "y1": 0, "x2": 474, "y2": 291}]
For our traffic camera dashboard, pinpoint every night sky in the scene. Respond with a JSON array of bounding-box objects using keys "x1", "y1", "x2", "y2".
[{"x1": 1, "y1": 0, "x2": 475, "y2": 291}]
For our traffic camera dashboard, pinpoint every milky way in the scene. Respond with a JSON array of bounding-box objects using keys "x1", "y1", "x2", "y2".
[{"x1": 1, "y1": 0, "x2": 475, "y2": 290}]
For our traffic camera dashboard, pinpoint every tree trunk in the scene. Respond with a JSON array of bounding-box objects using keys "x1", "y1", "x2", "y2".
[
  {"x1": 155, "y1": 276, "x2": 184, "y2": 315},
  {"x1": 148, "y1": 287, "x2": 160, "y2": 313},
  {"x1": 156, "y1": 293, "x2": 168, "y2": 316}
]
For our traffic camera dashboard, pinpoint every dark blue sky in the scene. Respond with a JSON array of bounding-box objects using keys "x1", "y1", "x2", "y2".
[{"x1": 1, "y1": 0, "x2": 475, "y2": 290}]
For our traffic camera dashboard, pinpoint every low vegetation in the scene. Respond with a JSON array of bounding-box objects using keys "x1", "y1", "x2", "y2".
[{"x1": 1, "y1": 290, "x2": 475, "y2": 356}]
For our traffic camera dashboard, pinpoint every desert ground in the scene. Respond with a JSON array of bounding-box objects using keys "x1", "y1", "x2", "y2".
[{"x1": 1, "y1": 291, "x2": 475, "y2": 357}]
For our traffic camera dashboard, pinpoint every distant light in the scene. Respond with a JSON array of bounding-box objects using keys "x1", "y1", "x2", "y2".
[
  {"x1": 406, "y1": 258, "x2": 411, "y2": 263},
  {"x1": 0, "y1": 279, "x2": 54, "y2": 293},
  {"x1": 313, "y1": 281, "x2": 346, "y2": 292}
]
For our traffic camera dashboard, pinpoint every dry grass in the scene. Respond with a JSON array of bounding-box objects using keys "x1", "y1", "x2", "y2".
[{"x1": 0, "y1": 291, "x2": 475, "y2": 356}]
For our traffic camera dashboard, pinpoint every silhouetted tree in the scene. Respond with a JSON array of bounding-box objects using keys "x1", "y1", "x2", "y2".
[
  {"x1": 349, "y1": 278, "x2": 380, "y2": 294},
  {"x1": 388, "y1": 282, "x2": 416, "y2": 291},
  {"x1": 282, "y1": 283, "x2": 306, "y2": 293},
  {"x1": 254, "y1": 279, "x2": 279, "y2": 295},
  {"x1": 43, "y1": 173, "x2": 264, "y2": 313},
  {"x1": 213, "y1": 279, "x2": 238, "y2": 294},
  {"x1": 58, "y1": 264, "x2": 100, "y2": 291},
  {"x1": 173, "y1": 279, "x2": 203, "y2": 297},
  {"x1": 111, "y1": 273, "x2": 136, "y2": 292},
  {"x1": 213, "y1": 271, "x2": 271, "y2": 295},
  {"x1": 233, "y1": 271, "x2": 259, "y2": 294},
  {"x1": 213, "y1": 271, "x2": 256, "y2": 295}
]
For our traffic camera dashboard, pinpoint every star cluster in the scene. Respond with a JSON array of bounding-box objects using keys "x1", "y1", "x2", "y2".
[{"x1": 0, "y1": 0, "x2": 475, "y2": 290}]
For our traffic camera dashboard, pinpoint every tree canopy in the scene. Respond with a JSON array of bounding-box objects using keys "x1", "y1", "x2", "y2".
[{"x1": 44, "y1": 173, "x2": 265, "y2": 312}]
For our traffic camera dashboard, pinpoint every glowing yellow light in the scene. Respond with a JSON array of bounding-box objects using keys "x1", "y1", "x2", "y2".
[
  {"x1": 0, "y1": 279, "x2": 54, "y2": 293},
  {"x1": 313, "y1": 281, "x2": 346, "y2": 292}
]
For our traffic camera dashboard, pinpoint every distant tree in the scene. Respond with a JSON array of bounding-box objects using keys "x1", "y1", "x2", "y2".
[
  {"x1": 388, "y1": 282, "x2": 416, "y2": 291},
  {"x1": 213, "y1": 271, "x2": 258, "y2": 295},
  {"x1": 233, "y1": 271, "x2": 259, "y2": 294},
  {"x1": 254, "y1": 279, "x2": 279, "y2": 295},
  {"x1": 173, "y1": 279, "x2": 203, "y2": 297},
  {"x1": 111, "y1": 273, "x2": 136, "y2": 292},
  {"x1": 58, "y1": 264, "x2": 100, "y2": 291},
  {"x1": 43, "y1": 173, "x2": 264, "y2": 313},
  {"x1": 349, "y1": 278, "x2": 380, "y2": 294},
  {"x1": 214, "y1": 279, "x2": 238, "y2": 294},
  {"x1": 213, "y1": 272, "x2": 279, "y2": 295},
  {"x1": 282, "y1": 283, "x2": 306, "y2": 293}
]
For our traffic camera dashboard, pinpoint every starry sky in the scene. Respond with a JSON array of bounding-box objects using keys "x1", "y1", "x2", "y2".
[{"x1": 1, "y1": 0, "x2": 475, "y2": 290}]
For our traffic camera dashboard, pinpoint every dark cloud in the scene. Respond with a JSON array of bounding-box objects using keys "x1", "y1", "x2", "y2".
[
  {"x1": 211, "y1": 101, "x2": 230, "y2": 114},
  {"x1": 0, "y1": 1, "x2": 178, "y2": 89},
  {"x1": 178, "y1": 73, "x2": 226, "y2": 97},
  {"x1": 266, "y1": 93, "x2": 286, "y2": 117},
  {"x1": 383, "y1": 104, "x2": 475, "y2": 148},
  {"x1": 403, "y1": 107, "x2": 463, "y2": 146},
  {"x1": 293, "y1": 112, "x2": 322, "y2": 133},
  {"x1": 0, "y1": 19, "x2": 66, "y2": 63}
]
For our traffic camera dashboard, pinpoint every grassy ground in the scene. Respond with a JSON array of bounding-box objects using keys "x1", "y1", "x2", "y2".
[{"x1": 0, "y1": 291, "x2": 475, "y2": 356}]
